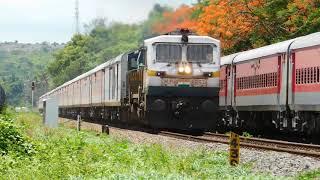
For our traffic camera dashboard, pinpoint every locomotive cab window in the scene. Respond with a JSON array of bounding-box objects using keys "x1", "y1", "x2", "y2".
[
  {"x1": 137, "y1": 48, "x2": 146, "y2": 68},
  {"x1": 187, "y1": 44, "x2": 215, "y2": 63},
  {"x1": 128, "y1": 52, "x2": 138, "y2": 70},
  {"x1": 128, "y1": 49, "x2": 145, "y2": 70},
  {"x1": 156, "y1": 44, "x2": 182, "y2": 63}
]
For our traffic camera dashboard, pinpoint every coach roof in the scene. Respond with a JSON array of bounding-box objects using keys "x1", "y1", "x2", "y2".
[
  {"x1": 221, "y1": 53, "x2": 239, "y2": 65},
  {"x1": 291, "y1": 32, "x2": 320, "y2": 50},
  {"x1": 42, "y1": 54, "x2": 124, "y2": 98},
  {"x1": 233, "y1": 39, "x2": 297, "y2": 63}
]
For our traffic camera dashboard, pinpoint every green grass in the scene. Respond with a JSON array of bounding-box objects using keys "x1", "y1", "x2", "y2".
[
  {"x1": 0, "y1": 112, "x2": 318, "y2": 179},
  {"x1": 297, "y1": 169, "x2": 320, "y2": 180}
]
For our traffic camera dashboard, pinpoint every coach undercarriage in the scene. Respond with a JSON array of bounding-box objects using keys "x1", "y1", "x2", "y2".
[{"x1": 220, "y1": 107, "x2": 320, "y2": 140}]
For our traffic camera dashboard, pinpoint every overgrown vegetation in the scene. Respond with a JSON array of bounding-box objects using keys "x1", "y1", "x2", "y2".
[
  {"x1": 0, "y1": 111, "x2": 319, "y2": 178},
  {"x1": 0, "y1": 109, "x2": 35, "y2": 156}
]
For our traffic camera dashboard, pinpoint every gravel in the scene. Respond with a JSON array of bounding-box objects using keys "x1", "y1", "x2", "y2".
[{"x1": 109, "y1": 127, "x2": 320, "y2": 177}]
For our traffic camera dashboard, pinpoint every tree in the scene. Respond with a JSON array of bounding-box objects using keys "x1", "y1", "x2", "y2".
[
  {"x1": 151, "y1": 5, "x2": 195, "y2": 34},
  {"x1": 47, "y1": 21, "x2": 143, "y2": 88},
  {"x1": 142, "y1": 4, "x2": 172, "y2": 38},
  {"x1": 47, "y1": 34, "x2": 91, "y2": 86}
]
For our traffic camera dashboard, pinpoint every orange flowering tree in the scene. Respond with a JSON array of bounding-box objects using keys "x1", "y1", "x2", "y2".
[
  {"x1": 151, "y1": 0, "x2": 320, "y2": 54},
  {"x1": 151, "y1": 5, "x2": 195, "y2": 34},
  {"x1": 194, "y1": 0, "x2": 263, "y2": 51}
]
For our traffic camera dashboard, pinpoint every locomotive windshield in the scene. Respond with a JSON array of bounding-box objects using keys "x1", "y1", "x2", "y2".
[
  {"x1": 187, "y1": 44, "x2": 214, "y2": 63},
  {"x1": 156, "y1": 44, "x2": 182, "y2": 63},
  {"x1": 156, "y1": 43, "x2": 216, "y2": 64}
]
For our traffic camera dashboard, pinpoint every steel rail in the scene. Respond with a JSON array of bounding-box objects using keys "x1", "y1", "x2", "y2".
[
  {"x1": 159, "y1": 131, "x2": 320, "y2": 158},
  {"x1": 204, "y1": 132, "x2": 320, "y2": 150}
]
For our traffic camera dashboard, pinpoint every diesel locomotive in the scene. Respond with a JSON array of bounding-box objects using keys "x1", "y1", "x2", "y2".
[{"x1": 39, "y1": 29, "x2": 221, "y2": 130}]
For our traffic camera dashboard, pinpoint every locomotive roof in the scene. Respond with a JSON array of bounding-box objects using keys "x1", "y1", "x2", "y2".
[
  {"x1": 291, "y1": 32, "x2": 320, "y2": 50},
  {"x1": 144, "y1": 35, "x2": 220, "y2": 45}
]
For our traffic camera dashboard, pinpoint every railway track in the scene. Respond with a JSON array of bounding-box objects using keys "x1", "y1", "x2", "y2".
[{"x1": 159, "y1": 131, "x2": 320, "y2": 158}]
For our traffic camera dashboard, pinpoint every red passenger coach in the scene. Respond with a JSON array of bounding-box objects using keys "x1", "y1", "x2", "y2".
[
  {"x1": 288, "y1": 34, "x2": 320, "y2": 135},
  {"x1": 234, "y1": 53, "x2": 282, "y2": 107},
  {"x1": 291, "y1": 38, "x2": 320, "y2": 99},
  {"x1": 220, "y1": 40, "x2": 296, "y2": 131},
  {"x1": 220, "y1": 32, "x2": 320, "y2": 137}
]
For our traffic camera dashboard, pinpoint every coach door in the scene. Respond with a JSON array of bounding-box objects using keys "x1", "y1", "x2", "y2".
[{"x1": 226, "y1": 65, "x2": 232, "y2": 106}]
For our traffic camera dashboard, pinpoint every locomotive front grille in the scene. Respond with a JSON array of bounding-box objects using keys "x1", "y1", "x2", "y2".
[{"x1": 161, "y1": 78, "x2": 207, "y2": 87}]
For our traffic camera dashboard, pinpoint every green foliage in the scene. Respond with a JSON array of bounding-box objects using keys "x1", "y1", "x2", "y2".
[
  {"x1": 242, "y1": 132, "x2": 253, "y2": 138},
  {"x1": 298, "y1": 169, "x2": 320, "y2": 179},
  {"x1": 142, "y1": 4, "x2": 172, "y2": 38},
  {"x1": 0, "y1": 42, "x2": 61, "y2": 106},
  {"x1": 48, "y1": 22, "x2": 143, "y2": 87},
  {"x1": 0, "y1": 112, "x2": 285, "y2": 179},
  {"x1": 0, "y1": 110, "x2": 36, "y2": 156},
  {"x1": 225, "y1": 0, "x2": 320, "y2": 53}
]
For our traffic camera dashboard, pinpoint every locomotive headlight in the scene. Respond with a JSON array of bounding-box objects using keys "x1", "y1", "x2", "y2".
[
  {"x1": 184, "y1": 65, "x2": 192, "y2": 74},
  {"x1": 178, "y1": 66, "x2": 185, "y2": 73}
]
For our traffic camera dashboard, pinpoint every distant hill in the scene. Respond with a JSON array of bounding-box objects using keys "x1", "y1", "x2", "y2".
[{"x1": 0, "y1": 42, "x2": 63, "y2": 106}]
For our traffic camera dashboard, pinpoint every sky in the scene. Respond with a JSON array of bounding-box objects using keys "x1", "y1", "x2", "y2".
[{"x1": 0, "y1": 0, "x2": 193, "y2": 43}]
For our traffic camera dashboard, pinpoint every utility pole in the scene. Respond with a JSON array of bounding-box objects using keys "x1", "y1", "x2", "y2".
[{"x1": 75, "y1": 0, "x2": 80, "y2": 34}]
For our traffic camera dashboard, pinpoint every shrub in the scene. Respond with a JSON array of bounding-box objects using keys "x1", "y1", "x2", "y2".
[{"x1": 0, "y1": 111, "x2": 36, "y2": 156}]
